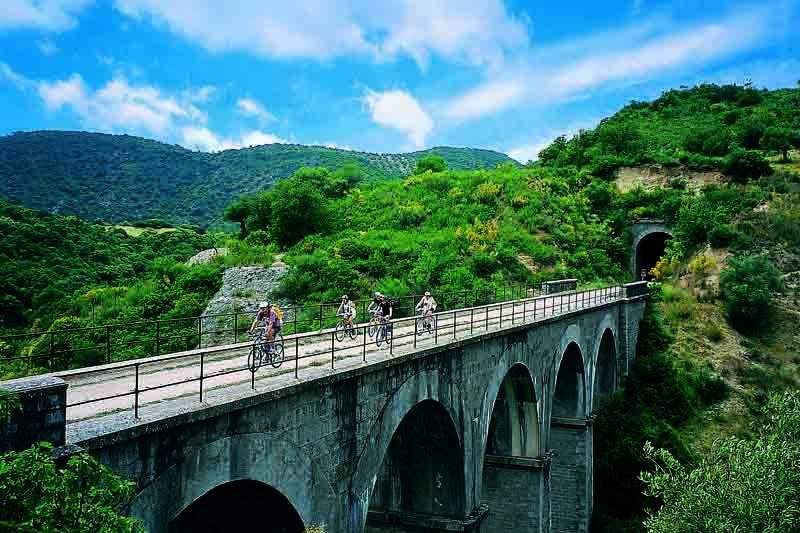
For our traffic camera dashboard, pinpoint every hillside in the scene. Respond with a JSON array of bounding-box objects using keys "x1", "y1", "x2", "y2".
[{"x1": 0, "y1": 131, "x2": 515, "y2": 227}]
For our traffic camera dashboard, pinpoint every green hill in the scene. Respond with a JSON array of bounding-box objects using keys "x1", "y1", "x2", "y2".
[{"x1": 0, "y1": 131, "x2": 515, "y2": 227}]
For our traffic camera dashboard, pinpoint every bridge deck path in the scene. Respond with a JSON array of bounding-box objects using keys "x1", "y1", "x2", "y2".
[{"x1": 57, "y1": 290, "x2": 620, "y2": 445}]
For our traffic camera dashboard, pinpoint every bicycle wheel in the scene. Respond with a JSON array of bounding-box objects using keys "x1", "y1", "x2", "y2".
[
  {"x1": 335, "y1": 321, "x2": 345, "y2": 342},
  {"x1": 376, "y1": 325, "x2": 385, "y2": 347},
  {"x1": 416, "y1": 318, "x2": 426, "y2": 335},
  {"x1": 368, "y1": 319, "x2": 379, "y2": 338},
  {"x1": 347, "y1": 323, "x2": 358, "y2": 340},
  {"x1": 270, "y1": 341, "x2": 285, "y2": 368},
  {"x1": 247, "y1": 344, "x2": 257, "y2": 372}
]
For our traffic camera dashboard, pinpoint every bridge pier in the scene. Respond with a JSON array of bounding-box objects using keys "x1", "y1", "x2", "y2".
[
  {"x1": 481, "y1": 454, "x2": 551, "y2": 533},
  {"x1": 549, "y1": 417, "x2": 593, "y2": 533}
]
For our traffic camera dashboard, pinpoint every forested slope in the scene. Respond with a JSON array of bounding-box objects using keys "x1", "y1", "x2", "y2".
[{"x1": 0, "y1": 131, "x2": 514, "y2": 227}]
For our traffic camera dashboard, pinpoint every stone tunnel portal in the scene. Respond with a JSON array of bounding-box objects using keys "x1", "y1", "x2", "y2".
[
  {"x1": 635, "y1": 232, "x2": 671, "y2": 280},
  {"x1": 168, "y1": 480, "x2": 304, "y2": 533}
]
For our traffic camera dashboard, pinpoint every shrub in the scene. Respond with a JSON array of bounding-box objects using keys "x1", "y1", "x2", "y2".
[
  {"x1": 723, "y1": 149, "x2": 772, "y2": 182},
  {"x1": 703, "y1": 322, "x2": 724, "y2": 342},
  {"x1": 708, "y1": 225, "x2": 736, "y2": 248},
  {"x1": 414, "y1": 155, "x2": 447, "y2": 174},
  {"x1": 719, "y1": 255, "x2": 783, "y2": 331}
]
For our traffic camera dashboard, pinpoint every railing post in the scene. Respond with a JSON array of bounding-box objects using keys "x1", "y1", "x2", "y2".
[
  {"x1": 105, "y1": 326, "x2": 111, "y2": 364},
  {"x1": 500, "y1": 303, "x2": 503, "y2": 326},
  {"x1": 362, "y1": 324, "x2": 367, "y2": 362},
  {"x1": 134, "y1": 363, "x2": 140, "y2": 419},
  {"x1": 199, "y1": 351, "x2": 205, "y2": 402},
  {"x1": 452, "y1": 311, "x2": 457, "y2": 339},
  {"x1": 330, "y1": 331, "x2": 335, "y2": 369},
  {"x1": 470, "y1": 308, "x2": 474, "y2": 335},
  {"x1": 485, "y1": 307, "x2": 489, "y2": 330},
  {"x1": 319, "y1": 305, "x2": 323, "y2": 330},
  {"x1": 295, "y1": 337, "x2": 299, "y2": 378},
  {"x1": 414, "y1": 316, "x2": 418, "y2": 348},
  {"x1": 389, "y1": 322, "x2": 394, "y2": 356},
  {"x1": 233, "y1": 312, "x2": 238, "y2": 342},
  {"x1": 155, "y1": 321, "x2": 161, "y2": 356},
  {"x1": 511, "y1": 302, "x2": 515, "y2": 324},
  {"x1": 524, "y1": 299, "x2": 527, "y2": 322},
  {"x1": 197, "y1": 318, "x2": 202, "y2": 349}
]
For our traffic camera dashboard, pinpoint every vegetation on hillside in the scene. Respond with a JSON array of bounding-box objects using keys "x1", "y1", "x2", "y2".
[{"x1": 0, "y1": 131, "x2": 515, "y2": 227}]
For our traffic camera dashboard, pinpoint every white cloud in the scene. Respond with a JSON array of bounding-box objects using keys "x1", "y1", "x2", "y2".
[
  {"x1": 236, "y1": 97, "x2": 274, "y2": 123},
  {"x1": 0, "y1": 62, "x2": 34, "y2": 90},
  {"x1": 444, "y1": 7, "x2": 777, "y2": 122},
  {"x1": 185, "y1": 85, "x2": 216, "y2": 103},
  {"x1": 113, "y1": 0, "x2": 528, "y2": 70},
  {"x1": 507, "y1": 141, "x2": 550, "y2": 164},
  {"x1": 363, "y1": 89, "x2": 433, "y2": 149},
  {"x1": 0, "y1": 0, "x2": 93, "y2": 32},
  {"x1": 181, "y1": 127, "x2": 285, "y2": 152},
  {"x1": 37, "y1": 75, "x2": 205, "y2": 135},
  {"x1": 36, "y1": 38, "x2": 59, "y2": 55}
]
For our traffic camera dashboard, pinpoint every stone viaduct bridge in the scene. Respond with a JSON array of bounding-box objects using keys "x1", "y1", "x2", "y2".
[{"x1": 2, "y1": 281, "x2": 649, "y2": 533}]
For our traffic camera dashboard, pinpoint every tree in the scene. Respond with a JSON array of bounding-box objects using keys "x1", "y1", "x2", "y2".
[
  {"x1": 414, "y1": 155, "x2": 446, "y2": 174},
  {"x1": 0, "y1": 442, "x2": 144, "y2": 532},
  {"x1": 719, "y1": 255, "x2": 783, "y2": 331},
  {"x1": 761, "y1": 126, "x2": 800, "y2": 162},
  {"x1": 270, "y1": 177, "x2": 330, "y2": 246},
  {"x1": 723, "y1": 149, "x2": 772, "y2": 182},
  {"x1": 642, "y1": 391, "x2": 800, "y2": 533}
]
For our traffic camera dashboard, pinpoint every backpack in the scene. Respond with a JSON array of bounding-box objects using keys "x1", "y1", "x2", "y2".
[{"x1": 272, "y1": 304, "x2": 284, "y2": 326}]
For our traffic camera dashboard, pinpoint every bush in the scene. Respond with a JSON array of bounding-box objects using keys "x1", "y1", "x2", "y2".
[
  {"x1": 719, "y1": 255, "x2": 783, "y2": 331},
  {"x1": 414, "y1": 155, "x2": 447, "y2": 174},
  {"x1": 708, "y1": 225, "x2": 736, "y2": 248},
  {"x1": 723, "y1": 149, "x2": 772, "y2": 182}
]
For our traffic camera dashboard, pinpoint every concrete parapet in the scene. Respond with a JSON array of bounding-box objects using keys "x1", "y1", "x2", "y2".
[{"x1": 0, "y1": 375, "x2": 67, "y2": 452}]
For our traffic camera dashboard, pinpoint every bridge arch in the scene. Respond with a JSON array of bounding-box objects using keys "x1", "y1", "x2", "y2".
[
  {"x1": 348, "y1": 369, "x2": 467, "y2": 531},
  {"x1": 593, "y1": 328, "x2": 618, "y2": 410},
  {"x1": 169, "y1": 479, "x2": 304, "y2": 533},
  {"x1": 129, "y1": 433, "x2": 336, "y2": 533},
  {"x1": 485, "y1": 363, "x2": 540, "y2": 457},
  {"x1": 552, "y1": 341, "x2": 587, "y2": 419}
]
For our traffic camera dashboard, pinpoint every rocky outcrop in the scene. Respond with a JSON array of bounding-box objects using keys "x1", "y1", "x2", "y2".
[
  {"x1": 199, "y1": 265, "x2": 290, "y2": 347},
  {"x1": 186, "y1": 248, "x2": 228, "y2": 266}
]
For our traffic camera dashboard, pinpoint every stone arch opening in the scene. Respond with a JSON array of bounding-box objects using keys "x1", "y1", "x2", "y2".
[
  {"x1": 593, "y1": 329, "x2": 617, "y2": 409},
  {"x1": 169, "y1": 480, "x2": 304, "y2": 533},
  {"x1": 480, "y1": 364, "x2": 547, "y2": 532},
  {"x1": 550, "y1": 342, "x2": 591, "y2": 533},
  {"x1": 486, "y1": 363, "x2": 539, "y2": 457},
  {"x1": 553, "y1": 342, "x2": 586, "y2": 418},
  {"x1": 635, "y1": 231, "x2": 672, "y2": 280},
  {"x1": 367, "y1": 399, "x2": 465, "y2": 527}
]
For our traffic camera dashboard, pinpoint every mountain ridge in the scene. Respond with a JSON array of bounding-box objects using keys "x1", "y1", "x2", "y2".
[{"x1": 0, "y1": 130, "x2": 516, "y2": 226}]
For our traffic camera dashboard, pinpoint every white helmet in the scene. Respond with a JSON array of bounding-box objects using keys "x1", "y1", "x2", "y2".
[
  {"x1": 424, "y1": 291, "x2": 431, "y2": 296},
  {"x1": 259, "y1": 302, "x2": 269, "y2": 309}
]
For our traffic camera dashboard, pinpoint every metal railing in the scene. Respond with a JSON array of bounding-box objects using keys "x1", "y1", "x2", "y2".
[
  {"x1": 0, "y1": 284, "x2": 542, "y2": 375},
  {"x1": 61, "y1": 285, "x2": 626, "y2": 420}
]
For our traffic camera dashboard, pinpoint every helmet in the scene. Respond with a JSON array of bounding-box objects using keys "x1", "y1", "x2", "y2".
[
  {"x1": 341, "y1": 294, "x2": 349, "y2": 300},
  {"x1": 374, "y1": 291, "x2": 382, "y2": 298},
  {"x1": 259, "y1": 301, "x2": 269, "y2": 309},
  {"x1": 424, "y1": 291, "x2": 431, "y2": 296}
]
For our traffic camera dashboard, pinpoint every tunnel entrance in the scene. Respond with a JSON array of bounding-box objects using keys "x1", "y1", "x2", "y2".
[
  {"x1": 169, "y1": 480, "x2": 304, "y2": 533},
  {"x1": 593, "y1": 329, "x2": 617, "y2": 409},
  {"x1": 635, "y1": 232, "x2": 671, "y2": 280},
  {"x1": 367, "y1": 399, "x2": 465, "y2": 529}
]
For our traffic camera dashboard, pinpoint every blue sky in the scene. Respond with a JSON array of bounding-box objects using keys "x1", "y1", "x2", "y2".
[{"x1": 0, "y1": 0, "x2": 798, "y2": 161}]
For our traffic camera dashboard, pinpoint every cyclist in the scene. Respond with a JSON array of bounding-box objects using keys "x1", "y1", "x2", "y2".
[
  {"x1": 337, "y1": 294, "x2": 357, "y2": 327},
  {"x1": 378, "y1": 294, "x2": 393, "y2": 323},
  {"x1": 248, "y1": 301, "x2": 281, "y2": 346},
  {"x1": 367, "y1": 292, "x2": 383, "y2": 318},
  {"x1": 416, "y1": 291, "x2": 437, "y2": 319}
]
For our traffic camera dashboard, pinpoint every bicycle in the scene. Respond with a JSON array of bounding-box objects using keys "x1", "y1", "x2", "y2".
[
  {"x1": 375, "y1": 317, "x2": 393, "y2": 348},
  {"x1": 335, "y1": 314, "x2": 358, "y2": 342},
  {"x1": 416, "y1": 310, "x2": 436, "y2": 335},
  {"x1": 367, "y1": 310, "x2": 383, "y2": 338},
  {"x1": 248, "y1": 329, "x2": 285, "y2": 372}
]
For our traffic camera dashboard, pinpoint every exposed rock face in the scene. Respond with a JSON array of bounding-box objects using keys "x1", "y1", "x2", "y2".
[
  {"x1": 186, "y1": 248, "x2": 228, "y2": 266},
  {"x1": 199, "y1": 265, "x2": 290, "y2": 347}
]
